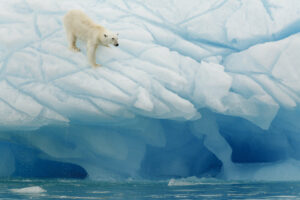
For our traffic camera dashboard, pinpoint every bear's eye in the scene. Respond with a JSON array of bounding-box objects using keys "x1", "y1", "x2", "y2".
[{"x1": 112, "y1": 38, "x2": 115, "y2": 40}]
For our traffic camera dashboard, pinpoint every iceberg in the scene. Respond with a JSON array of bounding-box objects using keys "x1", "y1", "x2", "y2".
[{"x1": 1, "y1": 0, "x2": 300, "y2": 181}]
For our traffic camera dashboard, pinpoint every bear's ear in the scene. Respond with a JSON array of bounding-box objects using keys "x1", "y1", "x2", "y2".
[{"x1": 104, "y1": 34, "x2": 107, "y2": 37}]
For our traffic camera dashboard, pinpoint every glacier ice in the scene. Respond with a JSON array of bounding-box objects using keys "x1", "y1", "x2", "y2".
[{"x1": 1, "y1": 0, "x2": 300, "y2": 181}]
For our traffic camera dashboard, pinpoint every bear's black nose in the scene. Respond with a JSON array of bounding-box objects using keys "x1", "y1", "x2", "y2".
[{"x1": 115, "y1": 43, "x2": 119, "y2": 47}]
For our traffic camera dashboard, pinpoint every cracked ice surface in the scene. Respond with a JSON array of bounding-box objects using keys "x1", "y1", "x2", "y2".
[{"x1": 1, "y1": 0, "x2": 300, "y2": 180}]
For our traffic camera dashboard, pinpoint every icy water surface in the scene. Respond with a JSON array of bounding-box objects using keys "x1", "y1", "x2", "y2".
[{"x1": 0, "y1": 178, "x2": 300, "y2": 199}]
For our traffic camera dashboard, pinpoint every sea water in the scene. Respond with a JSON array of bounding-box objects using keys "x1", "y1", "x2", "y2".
[{"x1": 1, "y1": 178, "x2": 300, "y2": 200}]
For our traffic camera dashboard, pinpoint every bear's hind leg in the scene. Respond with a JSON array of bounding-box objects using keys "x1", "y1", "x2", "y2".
[{"x1": 67, "y1": 32, "x2": 80, "y2": 52}]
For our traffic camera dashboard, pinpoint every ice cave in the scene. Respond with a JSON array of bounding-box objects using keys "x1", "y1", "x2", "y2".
[{"x1": 1, "y1": 0, "x2": 300, "y2": 181}]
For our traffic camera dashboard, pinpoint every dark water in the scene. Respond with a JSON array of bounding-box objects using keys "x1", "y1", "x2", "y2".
[{"x1": 1, "y1": 178, "x2": 300, "y2": 199}]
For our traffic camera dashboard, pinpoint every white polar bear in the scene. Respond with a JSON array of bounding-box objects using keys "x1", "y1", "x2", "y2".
[{"x1": 63, "y1": 10, "x2": 119, "y2": 67}]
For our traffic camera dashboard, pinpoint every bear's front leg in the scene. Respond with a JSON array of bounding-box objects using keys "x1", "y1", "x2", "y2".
[
  {"x1": 87, "y1": 41, "x2": 100, "y2": 68},
  {"x1": 67, "y1": 32, "x2": 80, "y2": 52}
]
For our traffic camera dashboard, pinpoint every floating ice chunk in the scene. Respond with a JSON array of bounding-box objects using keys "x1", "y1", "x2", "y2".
[
  {"x1": 10, "y1": 186, "x2": 46, "y2": 194},
  {"x1": 168, "y1": 176, "x2": 221, "y2": 186}
]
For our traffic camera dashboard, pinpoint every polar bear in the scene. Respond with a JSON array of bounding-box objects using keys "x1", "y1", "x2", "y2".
[{"x1": 63, "y1": 10, "x2": 119, "y2": 67}]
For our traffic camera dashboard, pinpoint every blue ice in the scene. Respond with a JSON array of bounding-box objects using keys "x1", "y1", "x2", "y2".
[{"x1": 1, "y1": 0, "x2": 300, "y2": 181}]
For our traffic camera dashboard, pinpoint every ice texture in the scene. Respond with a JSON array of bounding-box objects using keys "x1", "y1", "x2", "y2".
[{"x1": 1, "y1": 0, "x2": 300, "y2": 181}]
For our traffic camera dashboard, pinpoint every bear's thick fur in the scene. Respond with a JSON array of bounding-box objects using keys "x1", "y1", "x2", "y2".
[{"x1": 63, "y1": 10, "x2": 119, "y2": 67}]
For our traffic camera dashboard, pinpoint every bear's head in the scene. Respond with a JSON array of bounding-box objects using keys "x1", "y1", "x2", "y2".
[{"x1": 102, "y1": 31, "x2": 119, "y2": 47}]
